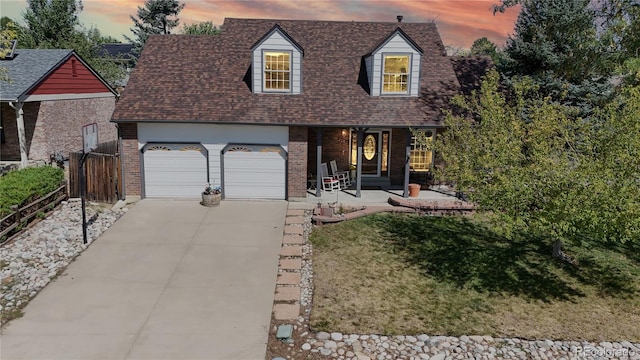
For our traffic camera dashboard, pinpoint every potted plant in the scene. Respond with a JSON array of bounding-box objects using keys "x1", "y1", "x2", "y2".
[{"x1": 201, "y1": 183, "x2": 222, "y2": 207}]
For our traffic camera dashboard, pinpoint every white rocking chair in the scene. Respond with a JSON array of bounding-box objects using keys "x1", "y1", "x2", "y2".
[
  {"x1": 320, "y1": 162, "x2": 340, "y2": 192},
  {"x1": 330, "y1": 160, "x2": 350, "y2": 188}
]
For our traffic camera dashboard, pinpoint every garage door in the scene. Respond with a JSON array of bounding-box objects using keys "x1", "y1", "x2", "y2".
[
  {"x1": 143, "y1": 143, "x2": 208, "y2": 198},
  {"x1": 223, "y1": 145, "x2": 286, "y2": 199}
]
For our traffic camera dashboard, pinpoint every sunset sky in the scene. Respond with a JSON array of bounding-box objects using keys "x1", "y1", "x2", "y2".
[{"x1": 0, "y1": 0, "x2": 520, "y2": 49}]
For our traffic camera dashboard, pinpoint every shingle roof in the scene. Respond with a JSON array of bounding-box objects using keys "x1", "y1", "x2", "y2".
[
  {"x1": 112, "y1": 18, "x2": 463, "y2": 127},
  {"x1": 99, "y1": 43, "x2": 135, "y2": 59},
  {"x1": 0, "y1": 49, "x2": 73, "y2": 101},
  {"x1": 450, "y1": 56, "x2": 494, "y2": 96}
]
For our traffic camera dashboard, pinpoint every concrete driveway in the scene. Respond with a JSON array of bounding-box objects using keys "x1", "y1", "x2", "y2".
[{"x1": 1, "y1": 200, "x2": 288, "y2": 360}]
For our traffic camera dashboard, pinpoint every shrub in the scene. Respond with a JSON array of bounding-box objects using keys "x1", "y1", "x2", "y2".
[{"x1": 0, "y1": 166, "x2": 64, "y2": 217}]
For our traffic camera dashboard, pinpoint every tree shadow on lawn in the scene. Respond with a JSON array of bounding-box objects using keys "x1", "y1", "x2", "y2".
[
  {"x1": 367, "y1": 215, "x2": 587, "y2": 302},
  {"x1": 562, "y1": 240, "x2": 640, "y2": 298}
]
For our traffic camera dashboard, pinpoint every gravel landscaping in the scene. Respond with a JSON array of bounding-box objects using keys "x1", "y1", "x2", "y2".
[{"x1": 0, "y1": 199, "x2": 126, "y2": 324}]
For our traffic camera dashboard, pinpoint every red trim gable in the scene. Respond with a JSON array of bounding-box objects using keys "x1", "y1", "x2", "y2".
[{"x1": 28, "y1": 55, "x2": 111, "y2": 95}]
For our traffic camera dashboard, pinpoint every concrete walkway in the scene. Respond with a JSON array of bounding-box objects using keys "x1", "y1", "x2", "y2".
[{"x1": 1, "y1": 200, "x2": 288, "y2": 360}]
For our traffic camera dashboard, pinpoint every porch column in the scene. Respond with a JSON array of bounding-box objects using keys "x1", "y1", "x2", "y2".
[
  {"x1": 9, "y1": 101, "x2": 28, "y2": 168},
  {"x1": 355, "y1": 128, "x2": 364, "y2": 198},
  {"x1": 403, "y1": 128, "x2": 411, "y2": 198},
  {"x1": 316, "y1": 127, "x2": 323, "y2": 197}
]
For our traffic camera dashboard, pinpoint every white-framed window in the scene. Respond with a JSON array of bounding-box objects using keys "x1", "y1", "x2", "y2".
[
  {"x1": 410, "y1": 130, "x2": 434, "y2": 171},
  {"x1": 264, "y1": 51, "x2": 291, "y2": 91},
  {"x1": 382, "y1": 54, "x2": 410, "y2": 94}
]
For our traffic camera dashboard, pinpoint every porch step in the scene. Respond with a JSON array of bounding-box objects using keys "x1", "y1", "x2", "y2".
[{"x1": 357, "y1": 177, "x2": 391, "y2": 189}]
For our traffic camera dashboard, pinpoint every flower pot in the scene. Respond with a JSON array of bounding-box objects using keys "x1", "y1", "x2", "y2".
[
  {"x1": 201, "y1": 192, "x2": 221, "y2": 207},
  {"x1": 408, "y1": 183, "x2": 421, "y2": 198}
]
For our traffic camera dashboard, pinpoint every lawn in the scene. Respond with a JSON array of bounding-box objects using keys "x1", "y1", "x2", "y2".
[{"x1": 309, "y1": 213, "x2": 640, "y2": 341}]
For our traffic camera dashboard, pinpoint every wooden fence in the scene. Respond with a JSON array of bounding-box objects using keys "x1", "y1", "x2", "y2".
[
  {"x1": 69, "y1": 140, "x2": 122, "y2": 204},
  {"x1": 0, "y1": 184, "x2": 67, "y2": 244}
]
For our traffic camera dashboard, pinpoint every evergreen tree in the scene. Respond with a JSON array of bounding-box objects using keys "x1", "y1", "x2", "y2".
[
  {"x1": 126, "y1": 0, "x2": 185, "y2": 59},
  {"x1": 500, "y1": 0, "x2": 612, "y2": 115}
]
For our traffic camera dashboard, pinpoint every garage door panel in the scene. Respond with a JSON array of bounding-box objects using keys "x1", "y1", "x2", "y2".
[
  {"x1": 143, "y1": 144, "x2": 207, "y2": 198},
  {"x1": 223, "y1": 149, "x2": 285, "y2": 199}
]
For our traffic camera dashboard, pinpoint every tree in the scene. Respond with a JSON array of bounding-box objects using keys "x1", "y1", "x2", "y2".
[
  {"x1": 15, "y1": 0, "x2": 126, "y2": 87},
  {"x1": 470, "y1": 38, "x2": 496, "y2": 57},
  {"x1": 503, "y1": 0, "x2": 600, "y2": 83},
  {"x1": 435, "y1": 69, "x2": 640, "y2": 246},
  {"x1": 496, "y1": 0, "x2": 640, "y2": 70},
  {"x1": 181, "y1": 21, "x2": 220, "y2": 35},
  {"x1": 0, "y1": 20, "x2": 17, "y2": 82},
  {"x1": 499, "y1": 0, "x2": 612, "y2": 116},
  {"x1": 469, "y1": 37, "x2": 501, "y2": 64},
  {"x1": 20, "y1": 0, "x2": 83, "y2": 49},
  {"x1": 127, "y1": 0, "x2": 184, "y2": 58}
]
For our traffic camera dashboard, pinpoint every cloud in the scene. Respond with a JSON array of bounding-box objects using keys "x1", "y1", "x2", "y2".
[{"x1": 2, "y1": 0, "x2": 519, "y2": 46}]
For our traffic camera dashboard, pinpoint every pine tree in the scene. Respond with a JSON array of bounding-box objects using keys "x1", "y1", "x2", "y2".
[
  {"x1": 126, "y1": 0, "x2": 185, "y2": 60},
  {"x1": 501, "y1": 0, "x2": 612, "y2": 116}
]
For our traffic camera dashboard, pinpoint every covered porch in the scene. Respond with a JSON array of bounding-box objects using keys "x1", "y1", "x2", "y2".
[{"x1": 306, "y1": 127, "x2": 439, "y2": 199}]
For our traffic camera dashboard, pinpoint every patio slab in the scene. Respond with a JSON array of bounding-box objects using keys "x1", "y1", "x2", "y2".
[{"x1": 300, "y1": 188, "x2": 459, "y2": 207}]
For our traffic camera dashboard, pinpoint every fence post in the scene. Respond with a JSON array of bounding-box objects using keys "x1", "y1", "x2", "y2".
[{"x1": 10, "y1": 205, "x2": 20, "y2": 225}]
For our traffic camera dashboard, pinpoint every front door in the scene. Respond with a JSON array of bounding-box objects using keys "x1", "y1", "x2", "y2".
[{"x1": 351, "y1": 130, "x2": 390, "y2": 177}]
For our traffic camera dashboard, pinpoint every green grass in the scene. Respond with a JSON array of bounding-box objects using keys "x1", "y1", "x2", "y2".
[
  {"x1": 0, "y1": 166, "x2": 64, "y2": 217},
  {"x1": 309, "y1": 213, "x2": 640, "y2": 341}
]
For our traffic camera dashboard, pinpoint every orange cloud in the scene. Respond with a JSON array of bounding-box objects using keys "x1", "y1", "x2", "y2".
[{"x1": 4, "y1": 0, "x2": 519, "y2": 47}]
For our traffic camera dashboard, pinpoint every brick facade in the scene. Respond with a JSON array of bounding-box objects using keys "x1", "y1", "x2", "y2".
[
  {"x1": 287, "y1": 126, "x2": 308, "y2": 199},
  {"x1": 390, "y1": 128, "x2": 410, "y2": 186},
  {"x1": 307, "y1": 128, "x2": 352, "y2": 177},
  {"x1": 0, "y1": 98, "x2": 116, "y2": 161},
  {"x1": 119, "y1": 123, "x2": 141, "y2": 196}
]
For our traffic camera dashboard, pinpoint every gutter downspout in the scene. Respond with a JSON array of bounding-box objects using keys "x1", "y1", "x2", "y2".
[
  {"x1": 8, "y1": 101, "x2": 28, "y2": 168},
  {"x1": 116, "y1": 124, "x2": 126, "y2": 200}
]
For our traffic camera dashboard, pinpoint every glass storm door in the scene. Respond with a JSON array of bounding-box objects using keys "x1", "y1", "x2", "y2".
[{"x1": 351, "y1": 130, "x2": 390, "y2": 177}]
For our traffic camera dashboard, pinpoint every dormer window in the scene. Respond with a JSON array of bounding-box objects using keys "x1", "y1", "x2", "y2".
[
  {"x1": 364, "y1": 28, "x2": 423, "y2": 97},
  {"x1": 251, "y1": 24, "x2": 303, "y2": 94},
  {"x1": 264, "y1": 51, "x2": 291, "y2": 91},
  {"x1": 382, "y1": 54, "x2": 409, "y2": 93}
]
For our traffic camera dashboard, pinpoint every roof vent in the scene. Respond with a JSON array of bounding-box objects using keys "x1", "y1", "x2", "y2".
[{"x1": 397, "y1": 15, "x2": 403, "y2": 23}]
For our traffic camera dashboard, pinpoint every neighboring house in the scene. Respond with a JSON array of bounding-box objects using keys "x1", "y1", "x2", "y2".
[
  {"x1": 98, "y1": 43, "x2": 135, "y2": 90},
  {"x1": 0, "y1": 48, "x2": 118, "y2": 166},
  {"x1": 112, "y1": 17, "x2": 484, "y2": 201}
]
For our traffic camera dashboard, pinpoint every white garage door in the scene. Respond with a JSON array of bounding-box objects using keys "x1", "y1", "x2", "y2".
[
  {"x1": 143, "y1": 144, "x2": 208, "y2": 198},
  {"x1": 223, "y1": 145, "x2": 286, "y2": 199}
]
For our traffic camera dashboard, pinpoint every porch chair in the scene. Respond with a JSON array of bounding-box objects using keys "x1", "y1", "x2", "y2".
[
  {"x1": 320, "y1": 162, "x2": 340, "y2": 192},
  {"x1": 330, "y1": 160, "x2": 350, "y2": 188}
]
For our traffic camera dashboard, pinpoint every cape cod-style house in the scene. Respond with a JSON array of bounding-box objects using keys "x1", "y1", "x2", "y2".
[{"x1": 111, "y1": 17, "x2": 486, "y2": 200}]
